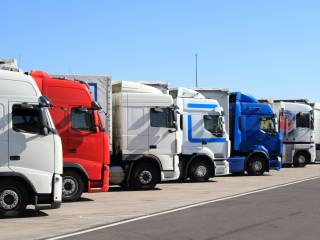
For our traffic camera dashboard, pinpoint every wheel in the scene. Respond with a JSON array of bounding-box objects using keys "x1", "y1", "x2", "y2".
[
  {"x1": 0, "y1": 180, "x2": 28, "y2": 217},
  {"x1": 189, "y1": 159, "x2": 213, "y2": 182},
  {"x1": 130, "y1": 162, "x2": 159, "y2": 190},
  {"x1": 293, "y1": 152, "x2": 308, "y2": 168},
  {"x1": 247, "y1": 156, "x2": 266, "y2": 176},
  {"x1": 62, "y1": 170, "x2": 84, "y2": 202}
]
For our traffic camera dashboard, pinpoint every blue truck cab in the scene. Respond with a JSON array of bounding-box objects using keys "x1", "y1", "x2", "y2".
[{"x1": 229, "y1": 92, "x2": 282, "y2": 175}]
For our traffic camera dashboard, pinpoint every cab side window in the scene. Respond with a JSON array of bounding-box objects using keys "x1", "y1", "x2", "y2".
[
  {"x1": 296, "y1": 113, "x2": 310, "y2": 128},
  {"x1": 260, "y1": 117, "x2": 276, "y2": 135},
  {"x1": 204, "y1": 115, "x2": 223, "y2": 136},
  {"x1": 71, "y1": 108, "x2": 95, "y2": 132},
  {"x1": 12, "y1": 105, "x2": 41, "y2": 134},
  {"x1": 150, "y1": 108, "x2": 174, "y2": 128}
]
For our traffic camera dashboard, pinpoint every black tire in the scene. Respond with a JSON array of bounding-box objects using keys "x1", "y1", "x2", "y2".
[
  {"x1": 247, "y1": 156, "x2": 267, "y2": 176},
  {"x1": 0, "y1": 180, "x2": 28, "y2": 217},
  {"x1": 189, "y1": 159, "x2": 213, "y2": 182},
  {"x1": 293, "y1": 152, "x2": 308, "y2": 168},
  {"x1": 62, "y1": 170, "x2": 84, "y2": 202},
  {"x1": 130, "y1": 162, "x2": 159, "y2": 190}
]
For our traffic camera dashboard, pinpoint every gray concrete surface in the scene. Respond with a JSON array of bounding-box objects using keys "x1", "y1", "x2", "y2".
[
  {"x1": 0, "y1": 165, "x2": 319, "y2": 240},
  {"x1": 66, "y1": 178, "x2": 320, "y2": 240}
]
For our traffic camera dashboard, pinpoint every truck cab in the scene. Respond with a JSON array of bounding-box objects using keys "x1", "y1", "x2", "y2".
[
  {"x1": 272, "y1": 101, "x2": 315, "y2": 167},
  {"x1": 170, "y1": 88, "x2": 230, "y2": 181},
  {"x1": 31, "y1": 71, "x2": 110, "y2": 201},
  {"x1": 311, "y1": 102, "x2": 320, "y2": 162},
  {"x1": 229, "y1": 92, "x2": 282, "y2": 175},
  {"x1": 111, "y1": 81, "x2": 180, "y2": 189},
  {"x1": 0, "y1": 68, "x2": 62, "y2": 216}
]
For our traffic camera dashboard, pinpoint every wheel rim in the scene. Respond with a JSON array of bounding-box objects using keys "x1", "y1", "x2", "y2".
[
  {"x1": 252, "y1": 161, "x2": 263, "y2": 172},
  {"x1": 195, "y1": 165, "x2": 208, "y2": 177},
  {"x1": 0, "y1": 189, "x2": 19, "y2": 210},
  {"x1": 138, "y1": 170, "x2": 152, "y2": 185},
  {"x1": 63, "y1": 176, "x2": 78, "y2": 197},
  {"x1": 298, "y1": 155, "x2": 306, "y2": 164}
]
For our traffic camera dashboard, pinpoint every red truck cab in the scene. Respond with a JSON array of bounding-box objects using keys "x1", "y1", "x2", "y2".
[{"x1": 31, "y1": 70, "x2": 110, "y2": 201}]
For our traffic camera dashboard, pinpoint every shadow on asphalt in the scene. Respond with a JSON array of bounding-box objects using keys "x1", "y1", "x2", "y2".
[
  {"x1": 222, "y1": 173, "x2": 273, "y2": 178},
  {"x1": 109, "y1": 187, "x2": 162, "y2": 192},
  {"x1": 162, "y1": 179, "x2": 217, "y2": 184},
  {"x1": 0, "y1": 209, "x2": 48, "y2": 219},
  {"x1": 62, "y1": 197, "x2": 94, "y2": 204}
]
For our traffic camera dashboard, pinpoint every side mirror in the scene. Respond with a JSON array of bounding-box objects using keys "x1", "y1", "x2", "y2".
[
  {"x1": 41, "y1": 127, "x2": 49, "y2": 136},
  {"x1": 92, "y1": 101, "x2": 102, "y2": 110},
  {"x1": 39, "y1": 96, "x2": 52, "y2": 108}
]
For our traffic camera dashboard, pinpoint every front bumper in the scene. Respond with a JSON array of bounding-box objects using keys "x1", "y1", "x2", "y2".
[
  {"x1": 215, "y1": 159, "x2": 230, "y2": 176},
  {"x1": 35, "y1": 174, "x2": 62, "y2": 210},
  {"x1": 161, "y1": 155, "x2": 180, "y2": 181},
  {"x1": 269, "y1": 157, "x2": 282, "y2": 170}
]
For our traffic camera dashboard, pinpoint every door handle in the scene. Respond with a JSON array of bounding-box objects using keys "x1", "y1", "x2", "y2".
[
  {"x1": 68, "y1": 148, "x2": 77, "y2": 153},
  {"x1": 202, "y1": 141, "x2": 207, "y2": 145},
  {"x1": 10, "y1": 156, "x2": 20, "y2": 161},
  {"x1": 168, "y1": 129, "x2": 177, "y2": 133},
  {"x1": 149, "y1": 145, "x2": 157, "y2": 149}
]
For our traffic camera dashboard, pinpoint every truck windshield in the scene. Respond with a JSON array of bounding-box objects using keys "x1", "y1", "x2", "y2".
[
  {"x1": 296, "y1": 112, "x2": 310, "y2": 128},
  {"x1": 204, "y1": 115, "x2": 223, "y2": 137},
  {"x1": 71, "y1": 108, "x2": 96, "y2": 132},
  {"x1": 260, "y1": 117, "x2": 276, "y2": 135},
  {"x1": 12, "y1": 105, "x2": 42, "y2": 134}
]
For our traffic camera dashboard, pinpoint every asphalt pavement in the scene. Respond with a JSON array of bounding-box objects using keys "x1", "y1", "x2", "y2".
[{"x1": 61, "y1": 178, "x2": 320, "y2": 240}]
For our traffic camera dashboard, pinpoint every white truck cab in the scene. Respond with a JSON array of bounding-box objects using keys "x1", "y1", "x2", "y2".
[
  {"x1": 0, "y1": 69, "x2": 62, "y2": 216},
  {"x1": 170, "y1": 88, "x2": 230, "y2": 181},
  {"x1": 111, "y1": 81, "x2": 180, "y2": 189},
  {"x1": 272, "y1": 101, "x2": 316, "y2": 167},
  {"x1": 310, "y1": 102, "x2": 320, "y2": 162}
]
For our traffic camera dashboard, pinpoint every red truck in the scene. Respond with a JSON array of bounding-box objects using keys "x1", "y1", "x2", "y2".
[{"x1": 31, "y1": 70, "x2": 110, "y2": 201}]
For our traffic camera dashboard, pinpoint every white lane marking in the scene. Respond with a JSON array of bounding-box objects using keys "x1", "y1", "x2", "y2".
[{"x1": 47, "y1": 175, "x2": 320, "y2": 240}]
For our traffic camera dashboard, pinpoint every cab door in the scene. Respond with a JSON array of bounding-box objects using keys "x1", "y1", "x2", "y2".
[
  {"x1": 0, "y1": 99, "x2": 8, "y2": 169},
  {"x1": 66, "y1": 106, "x2": 102, "y2": 180},
  {"x1": 8, "y1": 102, "x2": 55, "y2": 192},
  {"x1": 148, "y1": 107, "x2": 177, "y2": 169},
  {"x1": 183, "y1": 112, "x2": 204, "y2": 154}
]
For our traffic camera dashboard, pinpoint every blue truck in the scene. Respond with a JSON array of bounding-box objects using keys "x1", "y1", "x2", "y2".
[{"x1": 195, "y1": 89, "x2": 282, "y2": 175}]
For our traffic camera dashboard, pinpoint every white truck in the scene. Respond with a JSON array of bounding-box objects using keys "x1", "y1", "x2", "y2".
[
  {"x1": 311, "y1": 102, "x2": 320, "y2": 162},
  {"x1": 170, "y1": 88, "x2": 230, "y2": 181},
  {"x1": 269, "y1": 101, "x2": 316, "y2": 167},
  {"x1": 0, "y1": 67, "x2": 62, "y2": 217},
  {"x1": 53, "y1": 74, "x2": 180, "y2": 189}
]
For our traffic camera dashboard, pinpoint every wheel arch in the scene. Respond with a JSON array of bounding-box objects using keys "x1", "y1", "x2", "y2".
[
  {"x1": 247, "y1": 151, "x2": 269, "y2": 171},
  {"x1": 294, "y1": 150, "x2": 311, "y2": 164},
  {"x1": 63, "y1": 162, "x2": 89, "y2": 192},
  {"x1": 0, "y1": 172, "x2": 36, "y2": 203},
  {"x1": 186, "y1": 154, "x2": 215, "y2": 178}
]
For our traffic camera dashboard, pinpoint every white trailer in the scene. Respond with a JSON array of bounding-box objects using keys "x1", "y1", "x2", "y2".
[
  {"x1": 53, "y1": 74, "x2": 180, "y2": 189},
  {"x1": 0, "y1": 68, "x2": 62, "y2": 216},
  {"x1": 170, "y1": 88, "x2": 230, "y2": 180}
]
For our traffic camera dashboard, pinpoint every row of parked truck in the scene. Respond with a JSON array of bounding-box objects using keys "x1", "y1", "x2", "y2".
[{"x1": 0, "y1": 59, "x2": 318, "y2": 217}]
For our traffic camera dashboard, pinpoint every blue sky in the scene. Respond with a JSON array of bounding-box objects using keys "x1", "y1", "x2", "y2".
[{"x1": 2, "y1": 0, "x2": 320, "y2": 101}]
